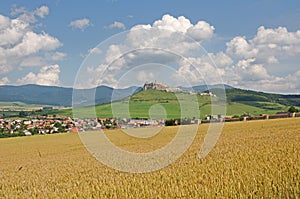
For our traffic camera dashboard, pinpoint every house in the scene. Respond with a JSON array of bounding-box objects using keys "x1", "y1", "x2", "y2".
[
  {"x1": 23, "y1": 130, "x2": 32, "y2": 136},
  {"x1": 23, "y1": 120, "x2": 32, "y2": 125},
  {"x1": 70, "y1": 127, "x2": 79, "y2": 133}
]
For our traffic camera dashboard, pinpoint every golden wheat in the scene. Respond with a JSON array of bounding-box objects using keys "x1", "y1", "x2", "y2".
[{"x1": 0, "y1": 118, "x2": 299, "y2": 198}]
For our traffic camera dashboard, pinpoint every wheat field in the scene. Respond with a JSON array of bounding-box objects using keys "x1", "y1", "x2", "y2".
[{"x1": 0, "y1": 118, "x2": 299, "y2": 198}]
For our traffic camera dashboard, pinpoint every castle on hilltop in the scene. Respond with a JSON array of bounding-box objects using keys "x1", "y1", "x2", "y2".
[
  {"x1": 142, "y1": 81, "x2": 216, "y2": 97},
  {"x1": 143, "y1": 81, "x2": 182, "y2": 92}
]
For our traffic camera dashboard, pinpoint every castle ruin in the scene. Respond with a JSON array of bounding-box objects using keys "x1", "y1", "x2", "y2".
[{"x1": 143, "y1": 81, "x2": 182, "y2": 92}]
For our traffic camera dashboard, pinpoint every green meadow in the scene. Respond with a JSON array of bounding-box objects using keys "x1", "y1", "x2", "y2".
[{"x1": 53, "y1": 89, "x2": 289, "y2": 119}]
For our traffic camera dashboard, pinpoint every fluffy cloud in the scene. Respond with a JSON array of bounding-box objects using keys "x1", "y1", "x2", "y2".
[
  {"x1": 69, "y1": 18, "x2": 91, "y2": 31},
  {"x1": 235, "y1": 58, "x2": 271, "y2": 81},
  {"x1": 0, "y1": 6, "x2": 63, "y2": 76},
  {"x1": 126, "y1": 14, "x2": 214, "y2": 49},
  {"x1": 203, "y1": 52, "x2": 233, "y2": 68},
  {"x1": 17, "y1": 64, "x2": 60, "y2": 86},
  {"x1": 226, "y1": 26, "x2": 300, "y2": 63},
  {"x1": 253, "y1": 26, "x2": 300, "y2": 45},
  {"x1": 0, "y1": 77, "x2": 10, "y2": 85},
  {"x1": 10, "y1": 31, "x2": 61, "y2": 56},
  {"x1": 45, "y1": 52, "x2": 67, "y2": 61},
  {"x1": 106, "y1": 21, "x2": 126, "y2": 30},
  {"x1": 171, "y1": 48, "x2": 300, "y2": 93},
  {"x1": 10, "y1": 5, "x2": 49, "y2": 23},
  {"x1": 153, "y1": 14, "x2": 214, "y2": 41},
  {"x1": 226, "y1": 36, "x2": 258, "y2": 58},
  {"x1": 0, "y1": 17, "x2": 30, "y2": 47},
  {"x1": 82, "y1": 14, "x2": 216, "y2": 88},
  {"x1": 77, "y1": 14, "x2": 300, "y2": 93},
  {"x1": 88, "y1": 47, "x2": 102, "y2": 55},
  {"x1": 110, "y1": 14, "x2": 215, "y2": 63},
  {"x1": 136, "y1": 71, "x2": 154, "y2": 82},
  {"x1": 173, "y1": 54, "x2": 229, "y2": 86},
  {"x1": 0, "y1": 15, "x2": 10, "y2": 30},
  {"x1": 79, "y1": 47, "x2": 102, "y2": 58},
  {"x1": 153, "y1": 15, "x2": 192, "y2": 33},
  {"x1": 224, "y1": 26, "x2": 300, "y2": 92},
  {"x1": 187, "y1": 21, "x2": 215, "y2": 41},
  {"x1": 34, "y1": 6, "x2": 49, "y2": 18}
]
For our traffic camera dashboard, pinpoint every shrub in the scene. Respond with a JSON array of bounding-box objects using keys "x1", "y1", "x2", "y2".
[{"x1": 288, "y1": 106, "x2": 298, "y2": 113}]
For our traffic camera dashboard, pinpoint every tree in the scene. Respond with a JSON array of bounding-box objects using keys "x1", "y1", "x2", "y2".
[
  {"x1": 54, "y1": 122, "x2": 65, "y2": 132},
  {"x1": 181, "y1": 118, "x2": 191, "y2": 125},
  {"x1": 165, "y1": 119, "x2": 178, "y2": 126},
  {"x1": 19, "y1": 111, "x2": 27, "y2": 117},
  {"x1": 288, "y1": 106, "x2": 298, "y2": 113},
  {"x1": 29, "y1": 127, "x2": 39, "y2": 135}
]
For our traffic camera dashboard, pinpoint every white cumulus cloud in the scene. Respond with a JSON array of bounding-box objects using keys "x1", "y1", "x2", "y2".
[
  {"x1": 10, "y1": 5, "x2": 49, "y2": 23},
  {"x1": 0, "y1": 77, "x2": 10, "y2": 85},
  {"x1": 75, "y1": 14, "x2": 300, "y2": 93},
  {"x1": 17, "y1": 64, "x2": 60, "y2": 86},
  {"x1": 34, "y1": 6, "x2": 49, "y2": 18},
  {"x1": 224, "y1": 26, "x2": 300, "y2": 93},
  {"x1": 136, "y1": 71, "x2": 155, "y2": 82},
  {"x1": 10, "y1": 31, "x2": 61, "y2": 57},
  {"x1": 226, "y1": 26, "x2": 300, "y2": 63},
  {"x1": 235, "y1": 58, "x2": 271, "y2": 81},
  {"x1": 69, "y1": 18, "x2": 91, "y2": 31},
  {"x1": 82, "y1": 14, "x2": 216, "y2": 88},
  {"x1": 106, "y1": 21, "x2": 126, "y2": 29},
  {"x1": 187, "y1": 21, "x2": 215, "y2": 41},
  {"x1": 226, "y1": 36, "x2": 258, "y2": 58},
  {"x1": 88, "y1": 47, "x2": 102, "y2": 55},
  {"x1": 0, "y1": 6, "x2": 63, "y2": 77}
]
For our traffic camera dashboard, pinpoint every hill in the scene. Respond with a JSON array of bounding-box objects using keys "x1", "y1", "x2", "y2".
[
  {"x1": 60, "y1": 89, "x2": 201, "y2": 119},
  {"x1": 1, "y1": 83, "x2": 300, "y2": 118},
  {"x1": 224, "y1": 88, "x2": 300, "y2": 110},
  {"x1": 179, "y1": 84, "x2": 234, "y2": 92},
  {"x1": 0, "y1": 84, "x2": 141, "y2": 107},
  {"x1": 55, "y1": 87, "x2": 300, "y2": 119}
]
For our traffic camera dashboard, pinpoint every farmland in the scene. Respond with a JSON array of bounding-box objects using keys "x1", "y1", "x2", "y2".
[
  {"x1": 2, "y1": 87, "x2": 299, "y2": 119},
  {"x1": 53, "y1": 89, "x2": 294, "y2": 119},
  {"x1": 0, "y1": 118, "x2": 299, "y2": 198}
]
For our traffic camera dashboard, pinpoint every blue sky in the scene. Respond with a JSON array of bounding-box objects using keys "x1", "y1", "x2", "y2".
[{"x1": 0, "y1": 0, "x2": 300, "y2": 93}]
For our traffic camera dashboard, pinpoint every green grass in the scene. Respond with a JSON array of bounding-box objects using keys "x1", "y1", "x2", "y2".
[
  {"x1": 0, "y1": 101, "x2": 28, "y2": 106},
  {"x1": 55, "y1": 89, "x2": 290, "y2": 119},
  {"x1": 71, "y1": 90, "x2": 201, "y2": 119},
  {"x1": 0, "y1": 101, "x2": 46, "y2": 108},
  {"x1": 0, "y1": 101, "x2": 52, "y2": 118},
  {"x1": 226, "y1": 102, "x2": 279, "y2": 115}
]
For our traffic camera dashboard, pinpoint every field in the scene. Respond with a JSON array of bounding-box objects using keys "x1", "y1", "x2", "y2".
[
  {"x1": 0, "y1": 118, "x2": 299, "y2": 198},
  {"x1": 0, "y1": 101, "x2": 42, "y2": 117},
  {"x1": 0, "y1": 101, "x2": 66, "y2": 119},
  {"x1": 54, "y1": 89, "x2": 289, "y2": 119}
]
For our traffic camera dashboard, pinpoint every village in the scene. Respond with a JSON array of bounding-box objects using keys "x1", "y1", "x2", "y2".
[
  {"x1": 0, "y1": 115, "x2": 203, "y2": 138},
  {"x1": 1, "y1": 109, "x2": 300, "y2": 138}
]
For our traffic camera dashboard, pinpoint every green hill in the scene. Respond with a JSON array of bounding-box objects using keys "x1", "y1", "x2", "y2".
[
  {"x1": 0, "y1": 84, "x2": 140, "y2": 107},
  {"x1": 2, "y1": 84, "x2": 299, "y2": 119},
  {"x1": 53, "y1": 88, "x2": 299, "y2": 119},
  {"x1": 62, "y1": 89, "x2": 204, "y2": 119}
]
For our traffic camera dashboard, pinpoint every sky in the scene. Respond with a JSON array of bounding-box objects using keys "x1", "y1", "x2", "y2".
[{"x1": 0, "y1": 0, "x2": 300, "y2": 93}]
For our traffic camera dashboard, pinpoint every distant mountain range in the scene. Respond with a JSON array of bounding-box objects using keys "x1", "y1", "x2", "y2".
[
  {"x1": 179, "y1": 84, "x2": 234, "y2": 92},
  {"x1": 0, "y1": 84, "x2": 141, "y2": 107},
  {"x1": 0, "y1": 84, "x2": 299, "y2": 107}
]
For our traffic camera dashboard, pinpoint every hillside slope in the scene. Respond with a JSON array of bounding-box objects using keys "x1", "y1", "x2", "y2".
[
  {"x1": 56, "y1": 88, "x2": 299, "y2": 118},
  {"x1": 0, "y1": 84, "x2": 141, "y2": 107},
  {"x1": 1, "y1": 84, "x2": 299, "y2": 118}
]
